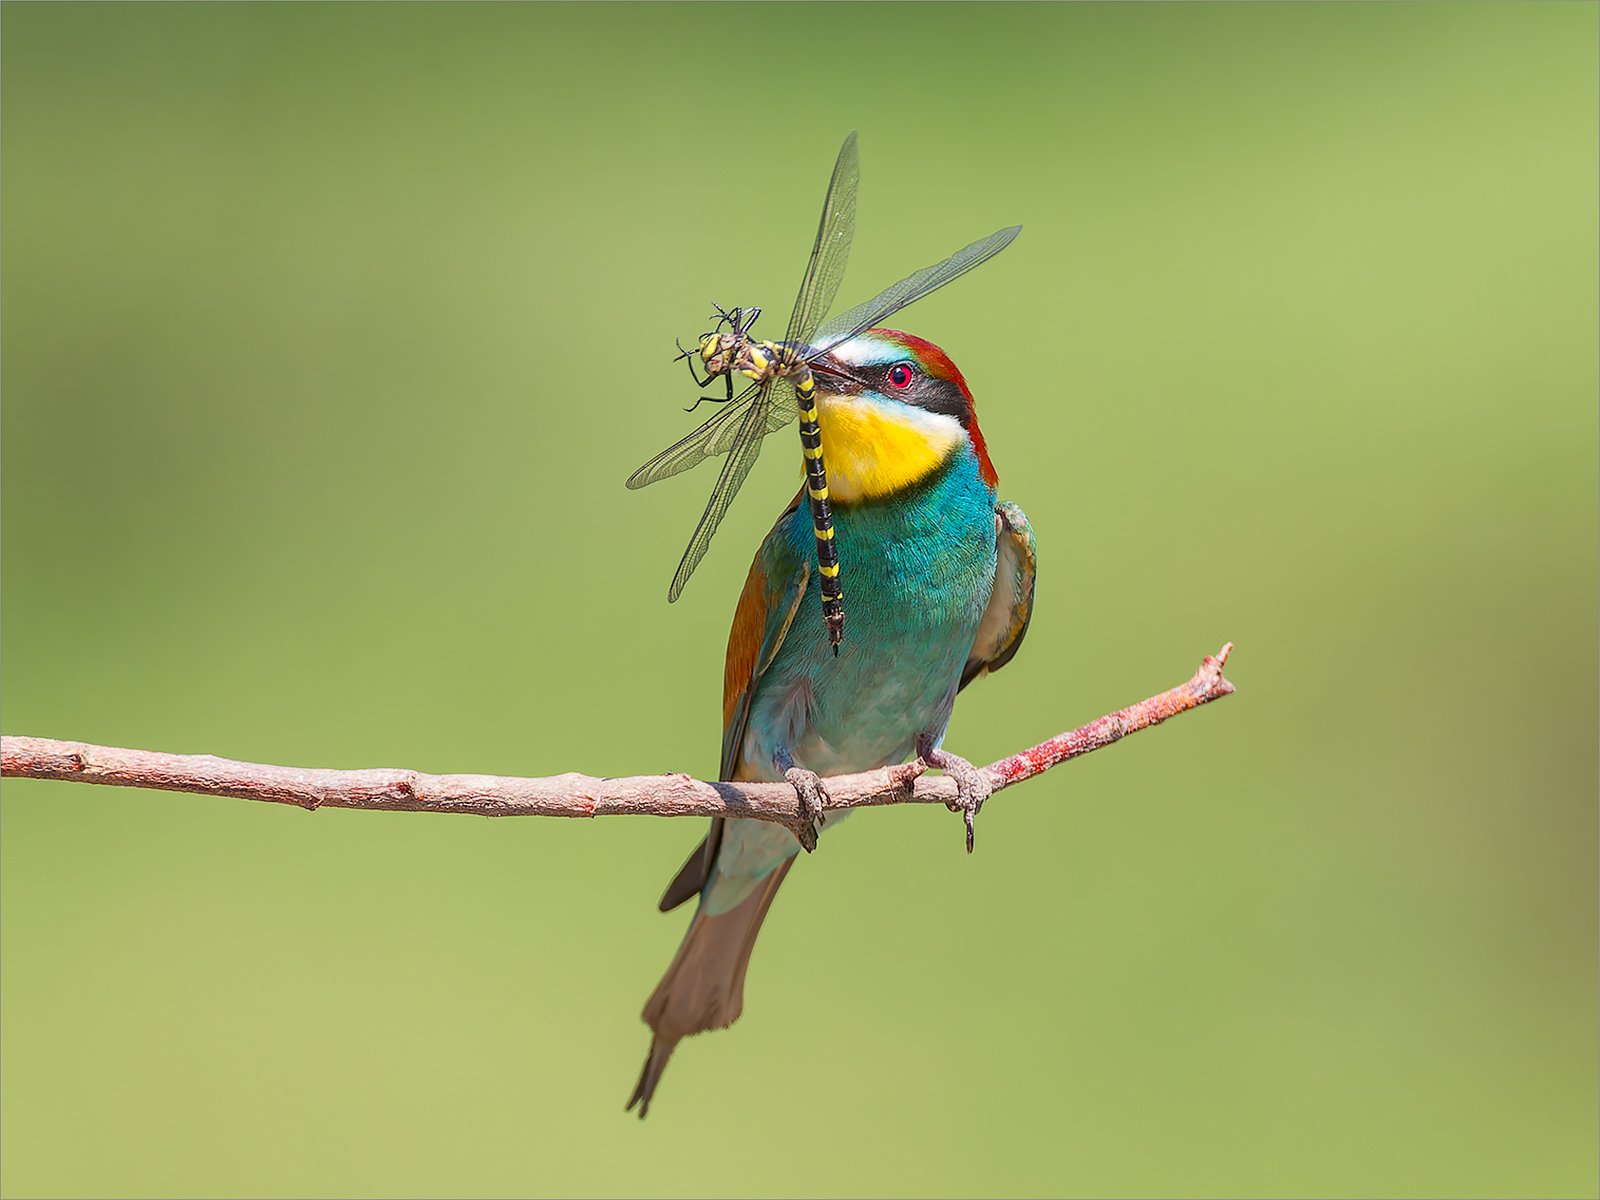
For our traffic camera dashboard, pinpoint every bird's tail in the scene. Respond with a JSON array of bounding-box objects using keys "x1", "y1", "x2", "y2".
[{"x1": 627, "y1": 858, "x2": 794, "y2": 1117}]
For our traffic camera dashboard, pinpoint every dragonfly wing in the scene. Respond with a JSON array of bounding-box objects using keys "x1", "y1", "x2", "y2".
[
  {"x1": 666, "y1": 381, "x2": 784, "y2": 602},
  {"x1": 782, "y1": 132, "x2": 860, "y2": 348},
  {"x1": 764, "y1": 388, "x2": 798, "y2": 435},
  {"x1": 807, "y1": 224, "x2": 1022, "y2": 357},
  {"x1": 626, "y1": 380, "x2": 777, "y2": 489}
]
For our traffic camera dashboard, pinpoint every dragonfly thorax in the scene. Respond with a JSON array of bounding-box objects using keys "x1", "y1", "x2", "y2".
[{"x1": 734, "y1": 339, "x2": 809, "y2": 386}]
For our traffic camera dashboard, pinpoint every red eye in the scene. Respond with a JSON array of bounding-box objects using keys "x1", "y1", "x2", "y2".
[{"x1": 887, "y1": 362, "x2": 915, "y2": 390}]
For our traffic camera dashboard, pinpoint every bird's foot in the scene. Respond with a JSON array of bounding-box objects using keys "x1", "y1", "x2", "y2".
[
  {"x1": 916, "y1": 735, "x2": 992, "y2": 854},
  {"x1": 783, "y1": 765, "x2": 829, "y2": 854}
]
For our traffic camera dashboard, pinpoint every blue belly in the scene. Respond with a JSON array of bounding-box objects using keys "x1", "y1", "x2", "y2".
[{"x1": 707, "y1": 448, "x2": 997, "y2": 912}]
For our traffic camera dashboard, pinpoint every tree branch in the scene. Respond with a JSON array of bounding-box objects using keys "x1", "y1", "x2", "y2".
[{"x1": 1, "y1": 644, "x2": 1234, "y2": 843}]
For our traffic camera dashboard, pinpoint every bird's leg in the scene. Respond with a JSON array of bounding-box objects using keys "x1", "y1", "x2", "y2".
[
  {"x1": 774, "y1": 747, "x2": 827, "y2": 854},
  {"x1": 915, "y1": 732, "x2": 993, "y2": 854}
]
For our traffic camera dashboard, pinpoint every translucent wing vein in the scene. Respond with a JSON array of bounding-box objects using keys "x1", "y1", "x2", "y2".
[
  {"x1": 783, "y1": 131, "x2": 860, "y2": 350},
  {"x1": 665, "y1": 380, "x2": 794, "y2": 601},
  {"x1": 626, "y1": 380, "x2": 769, "y2": 489},
  {"x1": 807, "y1": 225, "x2": 1022, "y2": 357}
]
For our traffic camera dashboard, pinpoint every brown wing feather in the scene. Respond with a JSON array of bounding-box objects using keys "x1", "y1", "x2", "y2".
[
  {"x1": 657, "y1": 822, "x2": 723, "y2": 912},
  {"x1": 657, "y1": 489, "x2": 807, "y2": 912},
  {"x1": 720, "y1": 488, "x2": 808, "y2": 779}
]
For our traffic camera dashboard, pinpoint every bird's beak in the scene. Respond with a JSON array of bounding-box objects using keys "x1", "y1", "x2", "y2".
[{"x1": 807, "y1": 352, "x2": 868, "y2": 394}]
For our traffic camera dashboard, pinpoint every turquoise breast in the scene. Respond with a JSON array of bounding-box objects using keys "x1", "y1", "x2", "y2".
[{"x1": 706, "y1": 446, "x2": 997, "y2": 913}]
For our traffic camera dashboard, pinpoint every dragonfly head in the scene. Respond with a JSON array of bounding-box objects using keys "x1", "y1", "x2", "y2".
[
  {"x1": 690, "y1": 304, "x2": 764, "y2": 378},
  {"x1": 807, "y1": 328, "x2": 998, "y2": 502},
  {"x1": 695, "y1": 331, "x2": 742, "y2": 377}
]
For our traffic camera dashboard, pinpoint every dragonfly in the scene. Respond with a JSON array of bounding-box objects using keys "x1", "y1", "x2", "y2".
[{"x1": 627, "y1": 130, "x2": 1020, "y2": 651}]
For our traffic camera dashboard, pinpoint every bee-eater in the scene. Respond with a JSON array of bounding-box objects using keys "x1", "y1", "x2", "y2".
[{"x1": 629, "y1": 328, "x2": 1036, "y2": 1116}]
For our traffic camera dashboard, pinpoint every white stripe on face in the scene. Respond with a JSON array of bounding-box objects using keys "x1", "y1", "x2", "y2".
[{"x1": 827, "y1": 334, "x2": 906, "y2": 369}]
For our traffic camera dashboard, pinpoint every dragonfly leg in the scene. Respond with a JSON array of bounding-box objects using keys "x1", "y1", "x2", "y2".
[
  {"x1": 708, "y1": 302, "x2": 740, "y2": 332},
  {"x1": 672, "y1": 339, "x2": 725, "y2": 391},
  {"x1": 683, "y1": 370, "x2": 734, "y2": 414},
  {"x1": 774, "y1": 747, "x2": 827, "y2": 854}
]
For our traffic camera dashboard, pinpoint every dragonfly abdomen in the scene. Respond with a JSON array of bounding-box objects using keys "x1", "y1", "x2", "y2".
[{"x1": 794, "y1": 367, "x2": 845, "y2": 652}]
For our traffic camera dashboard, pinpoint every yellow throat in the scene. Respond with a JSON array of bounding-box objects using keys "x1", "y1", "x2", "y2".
[{"x1": 814, "y1": 393, "x2": 964, "y2": 504}]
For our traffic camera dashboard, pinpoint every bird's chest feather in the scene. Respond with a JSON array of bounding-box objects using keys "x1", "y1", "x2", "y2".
[{"x1": 743, "y1": 453, "x2": 997, "y2": 777}]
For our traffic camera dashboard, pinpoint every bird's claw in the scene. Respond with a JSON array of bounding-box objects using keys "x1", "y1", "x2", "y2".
[
  {"x1": 784, "y1": 766, "x2": 829, "y2": 854},
  {"x1": 916, "y1": 737, "x2": 992, "y2": 854}
]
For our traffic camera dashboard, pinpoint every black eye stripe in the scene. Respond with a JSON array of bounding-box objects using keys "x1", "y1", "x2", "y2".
[
  {"x1": 915, "y1": 382, "x2": 970, "y2": 424},
  {"x1": 850, "y1": 358, "x2": 968, "y2": 425},
  {"x1": 874, "y1": 371, "x2": 967, "y2": 423}
]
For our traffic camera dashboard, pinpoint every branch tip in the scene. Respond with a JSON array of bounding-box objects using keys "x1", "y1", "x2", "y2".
[{"x1": 1199, "y1": 642, "x2": 1235, "y2": 691}]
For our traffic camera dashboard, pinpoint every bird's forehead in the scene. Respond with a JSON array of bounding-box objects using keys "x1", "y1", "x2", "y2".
[{"x1": 828, "y1": 331, "x2": 917, "y2": 368}]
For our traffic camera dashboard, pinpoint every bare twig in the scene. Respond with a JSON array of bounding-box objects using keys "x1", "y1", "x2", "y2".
[{"x1": 1, "y1": 644, "x2": 1234, "y2": 842}]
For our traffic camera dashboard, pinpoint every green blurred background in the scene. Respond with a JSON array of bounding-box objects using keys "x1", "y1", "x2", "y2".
[{"x1": 3, "y1": 3, "x2": 1594, "y2": 1196}]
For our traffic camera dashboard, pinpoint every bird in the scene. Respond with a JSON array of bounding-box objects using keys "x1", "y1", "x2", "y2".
[{"x1": 628, "y1": 327, "x2": 1036, "y2": 1116}]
